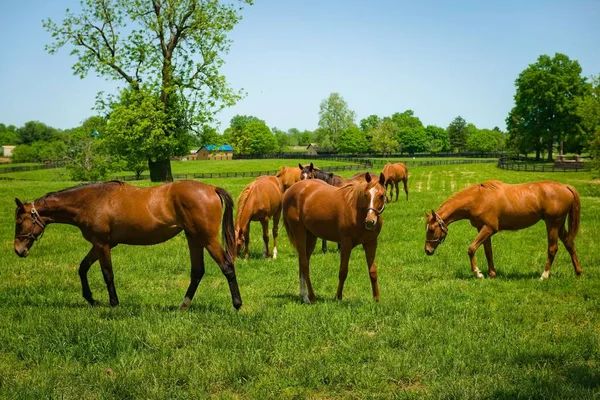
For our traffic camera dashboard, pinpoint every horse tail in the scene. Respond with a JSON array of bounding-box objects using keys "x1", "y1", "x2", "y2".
[
  {"x1": 566, "y1": 185, "x2": 581, "y2": 245},
  {"x1": 215, "y1": 187, "x2": 236, "y2": 264}
]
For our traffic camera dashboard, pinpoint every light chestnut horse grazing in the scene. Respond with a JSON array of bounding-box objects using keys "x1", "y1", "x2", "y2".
[
  {"x1": 235, "y1": 175, "x2": 283, "y2": 260},
  {"x1": 13, "y1": 180, "x2": 242, "y2": 310},
  {"x1": 283, "y1": 172, "x2": 387, "y2": 303},
  {"x1": 424, "y1": 180, "x2": 582, "y2": 280},
  {"x1": 382, "y1": 162, "x2": 409, "y2": 202}
]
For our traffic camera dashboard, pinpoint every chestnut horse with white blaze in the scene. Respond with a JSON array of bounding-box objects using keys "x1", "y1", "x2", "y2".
[
  {"x1": 13, "y1": 180, "x2": 242, "y2": 310},
  {"x1": 235, "y1": 175, "x2": 283, "y2": 260},
  {"x1": 424, "y1": 180, "x2": 582, "y2": 280},
  {"x1": 283, "y1": 173, "x2": 387, "y2": 303},
  {"x1": 382, "y1": 162, "x2": 408, "y2": 202}
]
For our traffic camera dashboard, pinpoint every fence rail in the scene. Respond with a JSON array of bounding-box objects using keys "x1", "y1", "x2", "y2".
[{"x1": 497, "y1": 158, "x2": 588, "y2": 173}]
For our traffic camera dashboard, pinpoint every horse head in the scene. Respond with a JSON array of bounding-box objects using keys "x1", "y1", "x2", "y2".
[
  {"x1": 299, "y1": 162, "x2": 315, "y2": 180},
  {"x1": 424, "y1": 210, "x2": 448, "y2": 255},
  {"x1": 14, "y1": 198, "x2": 46, "y2": 258},
  {"x1": 235, "y1": 228, "x2": 246, "y2": 258},
  {"x1": 363, "y1": 172, "x2": 386, "y2": 230}
]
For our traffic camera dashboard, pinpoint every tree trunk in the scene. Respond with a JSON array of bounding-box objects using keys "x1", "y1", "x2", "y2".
[
  {"x1": 148, "y1": 158, "x2": 173, "y2": 182},
  {"x1": 547, "y1": 140, "x2": 553, "y2": 162}
]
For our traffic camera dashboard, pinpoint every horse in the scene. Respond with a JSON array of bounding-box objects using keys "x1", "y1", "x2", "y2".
[
  {"x1": 13, "y1": 180, "x2": 242, "y2": 310},
  {"x1": 382, "y1": 162, "x2": 409, "y2": 202},
  {"x1": 299, "y1": 163, "x2": 345, "y2": 187},
  {"x1": 235, "y1": 175, "x2": 283, "y2": 260},
  {"x1": 424, "y1": 180, "x2": 582, "y2": 280},
  {"x1": 283, "y1": 172, "x2": 387, "y2": 303},
  {"x1": 276, "y1": 164, "x2": 317, "y2": 192}
]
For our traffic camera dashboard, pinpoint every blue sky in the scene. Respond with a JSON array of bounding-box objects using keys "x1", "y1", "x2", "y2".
[{"x1": 0, "y1": 1, "x2": 598, "y2": 133}]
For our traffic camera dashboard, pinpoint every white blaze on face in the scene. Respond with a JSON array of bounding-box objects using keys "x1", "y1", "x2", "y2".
[{"x1": 367, "y1": 186, "x2": 379, "y2": 220}]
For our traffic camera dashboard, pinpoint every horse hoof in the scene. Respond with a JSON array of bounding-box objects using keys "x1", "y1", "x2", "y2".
[
  {"x1": 301, "y1": 296, "x2": 311, "y2": 304},
  {"x1": 476, "y1": 273, "x2": 484, "y2": 279},
  {"x1": 179, "y1": 297, "x2": 192, "y2": 312},
  {"x1": 540, "y1": 271, "x2": 550, "y2": 281}
]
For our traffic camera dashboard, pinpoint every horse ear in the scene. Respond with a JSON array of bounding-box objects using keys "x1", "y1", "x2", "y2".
[
  {"x1": 379, "y1": 172, "x2": 385, "y2": 185},
  {"x1": 15, "y1": 198, "x2": 24, "y2": 210},
  {"x1": 298, "y1": 163, "x2": 303, "y2": 170},
  {"x1": 364, "y1": 172, "x2": 372, "y2": 183},
  {"x1": 425, "y1": 210, "x2": 431, "y2": 218},
  {"x1": 309, "y1": 162, "x2": 314, "y2": 171}
]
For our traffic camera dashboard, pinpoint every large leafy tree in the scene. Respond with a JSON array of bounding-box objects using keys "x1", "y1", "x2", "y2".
[
  {"x1": 16, "y1": 121, "x2": 59, "y2": 145},
  {"x1": 388, "y1": 110, "x2": 427, "y2": 154},
  {"x1": 506, "y1": 53, "x2": 586, "y2": 161},
  {"x1": 371, "y1": 119, "x2": 399, "y2": 155},
  {"x1": 317, "y1": 93, "x2": 356, "y2": 152},
  {"x1": 577, "y1": 75, "x2": 600, "y2": 171},
  {"x1": 44, "y1": 0, "x2": 252, "y2": 181},
  {"x1": 446, "y1": 116, "x2": 468, "y2": 152},
  {"x1": 225, "y1": 115, "x2": 277, "y2": 155},
  {"x1": 425, "y1": 125, "x2": 449, "y2": 153},
  {"x1": 0, "y1": 124, "x2": 18, "y2": 145},
  {"x1": 467, "y1": 128, "x2": 505, "y2": 152},
  {"x1": 337, "y1": 125, "x2": 368, "y2": 153}
]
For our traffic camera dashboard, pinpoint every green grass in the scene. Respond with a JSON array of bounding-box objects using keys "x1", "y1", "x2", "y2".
[{"x1": 1, "y1": 163, "x2": 599, "y2": 398}]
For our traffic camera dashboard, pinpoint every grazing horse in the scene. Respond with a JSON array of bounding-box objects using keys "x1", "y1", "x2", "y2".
[
  {"x1": 382, "y1": 162, "x2": 409, "y2": 202},
  {"x1": 283, "y1": 172, "x2": 387, "y2": 303},
  {"x1": 235, "y1": 175, "x2": 283, "y2": 260},
  {"x1": 13, "y1": 180, "x2": 242, "y2": 310},
  {"x1": 424, "y1": 180, "x2": 582, "y2": 280}
]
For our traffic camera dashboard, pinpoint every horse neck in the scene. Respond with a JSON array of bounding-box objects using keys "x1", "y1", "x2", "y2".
[
  {"x1": 34, "y1": 190, "x2": 86, "y2": 226},
  {"x1": 437, "y1": 193, "x2": 474, "y2": 225},
  {"x1": 235, "y1": 189, "x2": 255, "y2": 233}
]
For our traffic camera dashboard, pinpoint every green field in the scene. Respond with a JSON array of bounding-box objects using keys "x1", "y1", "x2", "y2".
[{"x1": 1, "y1": 162, "x2": 599, "y2": 398}]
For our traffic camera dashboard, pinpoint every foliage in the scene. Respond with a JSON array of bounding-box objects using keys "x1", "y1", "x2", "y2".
[
  {"x1": 425, "y1": 125, "x2": 450, "y2": 153},
  {"x1": 447, "y1": 116, "x2": 469, "y2": 152},
  {"x1": 578, "y1": 76, "x2": 600, "y2": 173},
  {"x1": 371, "y1": 119, "x2": 399, "y2": 154},
  {"x1": 198, "y1": 125, "x2": 221, "y2": 147},
  {"x1": 44, "y1": 0, "x2": 252, "y2": 180},
  {"x1": 467, "y1": 128, "x2": 505, "y2": 152},
  {"x1": 317, "y1": 93, "x2": 356, "y2": 152},
  {"x1": 506, "y1": 53, "x2": 587, "y2": 161},
  {"x1": 225, "y1": 115, "x2": 278, "y2": 155},
  {"x1": 0, "y1": 123, "x2": 18, "y2": 145},
  {"x1": 337, "y1": 125, "x2": 368, "y2": 153},
  {"x1": 16, "y1": 121, "x2": 59, "y2": 145}
]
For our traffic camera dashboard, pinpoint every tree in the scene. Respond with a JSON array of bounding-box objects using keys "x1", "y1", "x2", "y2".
[
  {"x1": 198, "y1": 125, "x2": 221, "y2": 147},
  {"x1": 44, "y1": 0, "x2": 252, "y2": 181},
  {"x1": 387, "y1": 110, "x2": 428, "y2": 154},
  {"x1": 317, "y1": 93, "x2": 356, "y2": 151},
  {"x1": 425, "y1": 125, "x2": 449, "y2": 153},
  {"x1": 337, "y1": 125, "x2": 368, "y2": 153},
  {"x1": 467, "y1": 128, "x2": 504, "y2": 152},
  {"x1": 371, "y1": 119, "x2": 399, "y2": 155},
  {"x1": 225, "y1": 115, "x2": 277, "y2": 154},
  {"x1": 447, "y1": 116, "x2": 469, "y2": 152},
  {"x1": 16, "y1": 121, "x2": 59, "y2": 145},
  {"x1": 506, "y1": 53, "x2": 586, "y2": 161},
  {"x1": 272, "y1": 127, "x2": 290, "y2": 150},
  {"x1": 0, "y1": 124, "x2": 18, "y2": 145},
  {"x1": 577, "y1": 75, "x2": 600, "y2": 172}
]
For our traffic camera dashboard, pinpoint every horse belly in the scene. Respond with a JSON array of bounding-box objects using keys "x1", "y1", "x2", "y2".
[
  {"x1": 497, "y1": 213, "x2": 541, "y2": 231},
  {"x1": 110, "y1": 223, "x2": 182, "y2": 246}
]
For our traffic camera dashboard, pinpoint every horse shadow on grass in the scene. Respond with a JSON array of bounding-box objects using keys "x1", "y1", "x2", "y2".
[{"x1": 453, "y1": 269, "x2": 542, "y2": 280}]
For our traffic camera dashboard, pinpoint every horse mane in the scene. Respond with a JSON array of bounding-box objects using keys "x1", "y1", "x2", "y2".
[
  {"x1": 478, "y1": 180, "x2": 504, "y2": 190},
  {"x1": 338, "y1": 178, "x2": 370, "y2": 209},
  {"x1": 236, "y1": 181, "x2": 256, "y2": 227},
  {"x1": 275, "y1": 166, "x2": 287, "y2": 178},
  {"x1": 35, "y1": 180, "x2": 124, "y2": 203},
  {"x1": 440, "y1": 180, "x2": 504, "y2": 209}
]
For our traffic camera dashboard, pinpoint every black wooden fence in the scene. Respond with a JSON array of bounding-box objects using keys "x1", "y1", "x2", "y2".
[{"x1": 497, "y1": 157, "x2": 588, "y2": 173}]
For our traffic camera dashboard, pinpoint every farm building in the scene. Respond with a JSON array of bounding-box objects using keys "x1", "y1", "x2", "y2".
[
  {"x1": 193, "y1": 144, "x2": 234, "y2": 160},
  {"x1": 1, "y1": 145, "x2": 16, "y2": 157},
  {"x1": 306, "y1": 143, "x2": 319, "y2": 155}
]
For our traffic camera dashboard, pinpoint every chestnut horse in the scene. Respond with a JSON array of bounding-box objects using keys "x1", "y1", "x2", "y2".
[
  {"x1": 424, "y1": 180, "x2": 582, "y2": 280},
  {"x1": 283, "y1": 173, "x2": 387, "y2": 303},
  {"x1": 382, "y1": 162, "x2": 409, "y2": 202},
  {"x1": 13, "y1": 180, "x2": 242, "y2": 310},
  {"x1": 235, "y1": 175, "x2": 283, "y2": 260}
]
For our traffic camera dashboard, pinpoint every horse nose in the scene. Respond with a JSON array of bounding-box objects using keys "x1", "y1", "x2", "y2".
[
  {"x1": 425, "y1": 247, "x2": 434, "y2": 256},
  {"x1": 365, "y1": 219, "x2": 377, "y2": 230},
  {"x1": 15, "y1": 248, "x2": 28, "y2": 258}
]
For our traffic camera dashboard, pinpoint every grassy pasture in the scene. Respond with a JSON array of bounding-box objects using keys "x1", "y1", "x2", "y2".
[{"x1": 0, "y1": 162, "x2": 599, "y2": 399}]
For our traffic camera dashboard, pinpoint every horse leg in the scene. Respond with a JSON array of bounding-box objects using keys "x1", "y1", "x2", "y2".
[
  {"x1": 321, "y1": 239, "x2": 327, "y2": 253},
  {"x1": 385, "y1": 182, "x2": 392, "y2": 203},
  {"x1": 483, "y1": 238, "x2": 496, "y2": 278},
  {"x1": 540, "y1": 222, "x2": 560, "y2": 280},
  {"x1": 295, "y1": 228, "x2": 316, "y2": 303},
  {"x1": 468, "y1": 227, "x2": 494, "y2": 279},
  {"x1": 363, "y1": 240, "x2": 380, "y2": 301},
  {"x1": 94, "y1": 242, "x2": 119, "y2": 307},
  {"x1": 179, "y1": 235, "x2": 206, "y2": 311},
  {"x1": 403, "y1": 178, "x2": 409, "y2": 201},
  {"x1": 205, "y1": 239, "x2": 242, "y2": 309},
  {"x1": 559, "y1": 225, "x2": 582, "y2": 277},
  {"x1": 243, "y1": 228, "x2": 250, "y2": 260},
  {"x1": 394, "y1": 181, "x2": 399, "y2": 202},
  {"x1": 260, "y1": 219, "x2": 270, "y2": 258},
  {"x1": 79, "y1": 247, "x2": 100, "y2": 306},
  {"x1": 336, "y1": 240, "x2": 353, "y2": 301},
  {"x1": 272, "y1": 206, "x2": 282, "y2": 259}
]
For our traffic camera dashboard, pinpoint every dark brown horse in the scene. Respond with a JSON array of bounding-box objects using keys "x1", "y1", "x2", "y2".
[
  {"x1": 235, "y1": 175, "x2": 283, "y2": 260},
  {"x1": 382, "y1": 162, "x2": 409, "y2": 202},
  {"x1": 283, "y1": 172, "x2": 387, "y2": 303},
  {"x1": 424, "y1": 180, "x2": 582, "y2": 280},
  {"x1": 13, "y1": 180, "x2": 242, "y2": 310}
]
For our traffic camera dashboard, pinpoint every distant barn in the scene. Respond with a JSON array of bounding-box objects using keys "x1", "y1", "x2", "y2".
[
  {"x1": 193, "y1": 144, "x2": 234, "y2": 160},
  {"x1": 1, "y1": 145, "x2": 16, "y2": 158},
  {"x1": 306, "y1": 143, "x2": 319, "y2": 156}
]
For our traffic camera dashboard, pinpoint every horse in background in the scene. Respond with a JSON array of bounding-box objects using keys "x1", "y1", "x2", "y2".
[
  {"x1": 382, "y1": 162, "x2": 409, "y2": 202},
  {"x1": 14, "y1": 180, "x2": 242, "y2": 310},
  {"x1": 299, "y1": 162, "x2": 345, "y2": 187},
  {"x1": 276, "y1": 164, "x2": 318, "y2": 192},
  {"x1": 283, "y1": 172, "x2": 387, "y2": 303},
  {"x1": 235, "y1": 175, "x2": 283, "y2": 260},
  {"x1": 425, "y1": 180, "x2": 582, "y2": 280}
]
